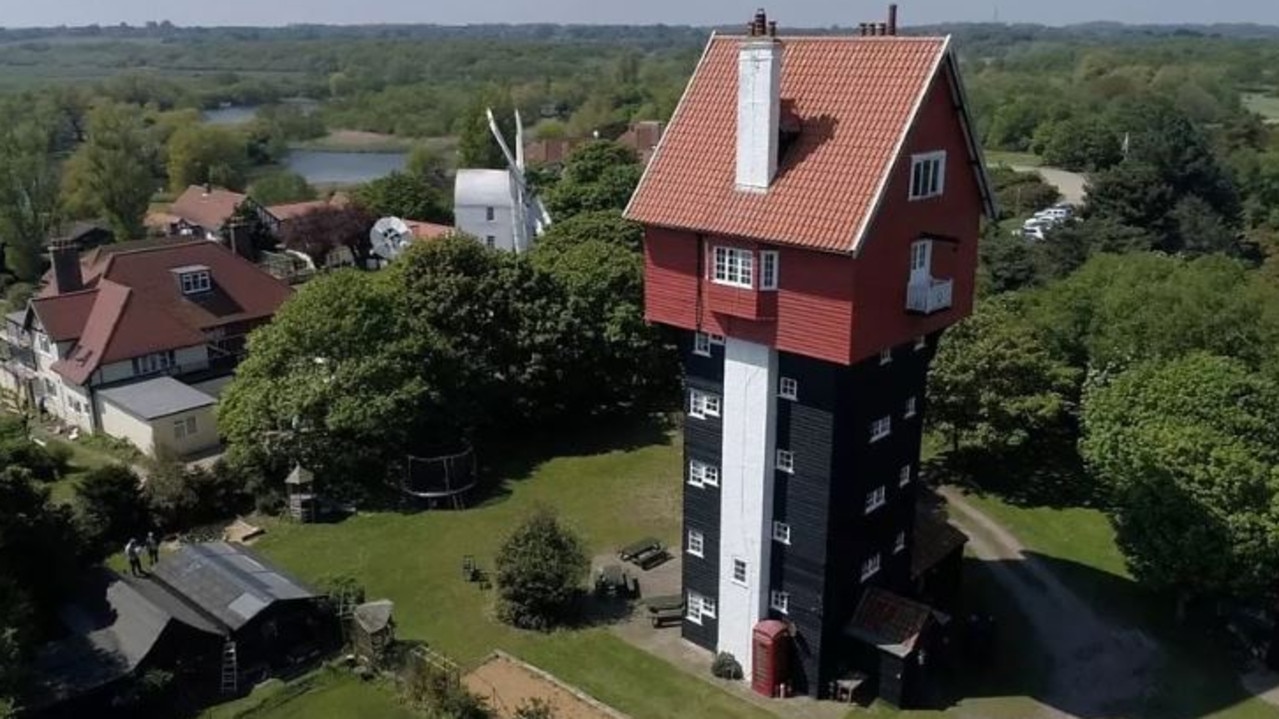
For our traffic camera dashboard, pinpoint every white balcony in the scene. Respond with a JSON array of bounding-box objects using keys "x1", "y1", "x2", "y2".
[{"x1": 907, "y1": 277, "x2": 953, "y2": 315}]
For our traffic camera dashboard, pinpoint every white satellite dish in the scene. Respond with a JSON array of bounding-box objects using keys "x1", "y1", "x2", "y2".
[{"x1": 370, "y1": 216, "x2": 413, "y2": 263}]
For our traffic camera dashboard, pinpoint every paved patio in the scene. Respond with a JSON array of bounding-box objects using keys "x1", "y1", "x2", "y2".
[{"x1": 590, "y1": 552, "x2": 852, "y2": 719}]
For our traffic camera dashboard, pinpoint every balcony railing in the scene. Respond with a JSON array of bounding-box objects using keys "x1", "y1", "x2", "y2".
[{"x1": 906, "y1": 278, "x2": 953, "y2": 315}]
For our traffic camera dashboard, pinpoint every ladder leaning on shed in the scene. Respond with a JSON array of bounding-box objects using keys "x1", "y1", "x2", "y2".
[{"x1": 220, "y1": 640, "x2": 239, "y2": 695}]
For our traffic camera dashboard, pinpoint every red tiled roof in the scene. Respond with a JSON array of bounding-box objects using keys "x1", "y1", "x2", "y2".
[
  {"x1": 268, "y1": 193, "x2": 351, "y2": 221},
  {"x1": 625, "y1": 35, "x2": 953, "y2": 254},
  {"x1": 169, "y1": 186, "x2": 247, "y2": 231},
  {"x1": 29, "y1": 291, "x2": 98, "y2": 342},
  {"x1": 40, "y1": 241, "x2": 291, "y2": 385},
  {"x1": 846, "y1": 587, "x2": 934, "y2": 658},
  {"x1": 405, "y1": 221, "x2": 455, "y2": 240}
]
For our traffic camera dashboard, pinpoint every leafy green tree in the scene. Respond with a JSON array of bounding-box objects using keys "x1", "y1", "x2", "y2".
[
  {"x1": 1080, "y1": 353, "x2": 1279, "y2": 604},
  {"x1": 166, "y1": 123, "x2": 249, "y2": 192},
  {"x1": 494, "y1": 508, "x2": 588, "y2": 630},
  {"x1": 1037, "y1": 116, "x2": 1123, "y2": 172},
  {"x1": 0, "y1": 465, "x2": 81, "y2": 637},
  {"x1": 1168, "y1": 195, "x2": 1239, "y2": 256},
  {"x1": 979, "y1": 229, "x2": 1038, "y2": 294},
  {"x1": 0, "y1": 123, "x2": 61, "y2": 281},
  {"x1": 457, "y1": 88, "x2": 516, "y2": 170},
  {"x1": 219, "y1": 271, "x2": 431, "y2": 496},
  {"x1": 73, "y1": 465, "x2": 147, "y2": 555},
  {"x1": 989, "y1": 166, "x2": 1060, "y2": 220},
  {"x1": 247, "y1": 171, "x2": 316, "y2": 206},
  {"x1": 354, "y1": 171, "x2": 450, "y2": 223},
  {"x1": 543, "y1": 141, "x2": 642, "y2": 220},
  {"x1": 1026, "y1": 252, "x2": 1279, "y2": 373},
  {"x1": 63, "y1": 103, "x2": 157, "y2": 239},
  {"x1": 928, "y1": 297, "x2": 1078, "y2": 453}
]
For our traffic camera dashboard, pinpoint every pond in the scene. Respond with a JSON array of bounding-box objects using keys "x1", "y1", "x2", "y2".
[
  {"x1": 284, "y1": 151, "x2": 408, "y2": 185},
  {"x1": 202, "y1": 105, "x2": 260, "y2": 125}
]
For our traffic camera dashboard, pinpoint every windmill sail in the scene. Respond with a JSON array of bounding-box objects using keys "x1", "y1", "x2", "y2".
[{"x1": 486, "y1": 108, "x2": 551, "y2": 253}]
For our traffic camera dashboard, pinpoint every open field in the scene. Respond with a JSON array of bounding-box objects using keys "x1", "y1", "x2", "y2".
[
  {"x1": 1244, "y1": 93, "x2": 1279, "y2": 124},
  {"x1": 984, "y1": 150, "x2": 1043, "y2": 167}
]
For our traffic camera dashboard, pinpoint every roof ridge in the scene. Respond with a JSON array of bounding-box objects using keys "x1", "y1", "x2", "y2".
[
  {"x1": 32, "y1": 287, "x2": 99, "y2": 301},
  {"x1": 712, "y1": 34, "x2": 948, "y2": 42}
]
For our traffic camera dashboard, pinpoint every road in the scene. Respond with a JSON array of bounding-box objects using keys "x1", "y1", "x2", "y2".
[
  {"x1": 942, "y1": 488, "x2": 1157, "y2": 718},
  {"x1": 1012, "y1": 165, "x2": 1088, "y2": 206}
]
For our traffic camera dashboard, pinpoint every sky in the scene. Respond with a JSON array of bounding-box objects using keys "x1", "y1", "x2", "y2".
[{"x1": 1, "y1": 0, "x2": 1277, "y2": 29}]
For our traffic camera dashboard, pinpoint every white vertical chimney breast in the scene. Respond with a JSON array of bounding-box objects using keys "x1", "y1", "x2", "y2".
[{"x1": 736, "y1": 31, "x2": 782, "y2": 192}]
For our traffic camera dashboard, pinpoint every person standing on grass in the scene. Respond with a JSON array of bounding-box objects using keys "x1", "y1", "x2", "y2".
[
  {"x1": 145, "y1": 531, "x2": 159, "y2": 566},
  {"x1": 126, "y1": 538, "x2": 143, "y2": 577}
]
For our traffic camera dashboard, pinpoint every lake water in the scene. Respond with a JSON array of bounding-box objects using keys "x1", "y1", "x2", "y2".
[
  {"x1": 202, "y1": 106, "x2": 259, "y2": 125},
  {"x1": 284, "y1": 151, "x2": 408, "y2": 185}
]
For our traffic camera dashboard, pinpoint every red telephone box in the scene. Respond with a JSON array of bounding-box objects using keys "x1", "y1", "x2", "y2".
[{"x1": 752, "y1": 620, "x2": 791, "y2": 697}]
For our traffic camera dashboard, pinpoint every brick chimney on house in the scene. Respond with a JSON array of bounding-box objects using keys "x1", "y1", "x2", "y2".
[
  {"x1": 49, "y1": 237, "x2": 83, "y2": 294},
  {"x1": 736, "y1": 9, "x2": 783, "y2": 193}
]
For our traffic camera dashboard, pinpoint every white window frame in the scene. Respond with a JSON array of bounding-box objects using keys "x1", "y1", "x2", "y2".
[
  {"x1": 760, "y1": 250, "x2": 779, "y2": 291},
  {"x1": 870, "y1": 416, "x2": 892, "y2": 443},
  {"x1": 779, "y1": 377, "x2": 798, "y2": 401},
  {"x1": 180, "y1": 270, "x2": 211, "y2": 295},
  {"x1": 865, "y1": 486, "x2": 887, "y2": 514},
  {"x1": 770, "y1": 590, "x2": 790, "y2": 614},
  {"x1": 701, "y1": 596, "x2": 717, "y2": 617},
  {"x1": 686, "y1": 591, "x2": 709, "y2": 624},
  {"x1": 712, "y1": 246, "x2": 754, "y2": 288},
  {"x1": 861, "y1": 553, "x2": 882, "y2": 581},
  {"x1": 909, "y1": 151, "x2": 946, "y2": 200},
  {"x1": 693, "y1": 332, "x2": 712, "y2": 357},
  {"x1": 689, "y1": 460, "x2": 719, "y2": 488},
  {"x1": 485, "y1": 206, "x2": 495, "y2": 222},
  {"x1": 772, "y1": 521, "x2": 791, "y2": 545},
  {"x1": 732, "y1": 558, "x2": 748, "y2": 586},
  {"x1": 914, "y1": 335, "x2": 927, "y2": 351},
  {"x1": 894, "y1": 531, "x2": 906, "y2": 554},
  {"x1": 485, "y1": 235, "x2": 496, "y2": 249},
  {"x1": 174, "y1": 419, "x2": 188, "y2": 440},
  {"x1": 904, "y1": 396, "x2": 917, "y2": 419},
  {"x1": 899, "y1": 464, "x2": 912, "y2": 487},
  {"x1": 689, "y1": 389, "x2": 721, "y2": 419},
  {"x1": 776, "y1": 449, "x2": 795, "y2": 474},
  {"x1": 687, "y1": 529, "x2": 704, "y2": 558},
  {"x1": 185, "y1": 416, "x2": 197, "y2": 435},
  {"x1": 880, "y1": 348, "x2": 893, "y2": 365}
]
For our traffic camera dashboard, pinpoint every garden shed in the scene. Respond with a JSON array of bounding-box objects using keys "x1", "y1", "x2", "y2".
[
  {"x1": 844, "y1": 587, "x2": 937, "y2": 708},
  {"x1": 96, "y1": 376, "x2": 219, "y2": 457},
  {"x1": 352, "y1": 600, "x2": 396, "y2": 664}
]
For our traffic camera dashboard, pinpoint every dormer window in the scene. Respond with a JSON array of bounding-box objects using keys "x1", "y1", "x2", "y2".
[{"x1": 174, "y1": 265, "x2": 212, "y2": 295}]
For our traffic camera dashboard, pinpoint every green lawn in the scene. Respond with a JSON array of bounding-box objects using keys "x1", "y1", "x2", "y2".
[
  {"x1": 28, "y1": 425, "x2": 139, "y2": 504},
  {"x1": 201, "y1": 670, "x2": 414, "y2": 719},
  {"x1": 1244, "y1": 93, "x2": 1279, "y2": 124},
  {"x1": 242, "y1": 423, "x2": 774, "y2": 719},
  {"x1": 961, "y1": 492, "x2": 1279, "y2": 719}
]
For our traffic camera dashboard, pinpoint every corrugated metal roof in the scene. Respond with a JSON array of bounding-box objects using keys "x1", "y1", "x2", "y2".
[
  {"x1": 98, "y1": 376, "x2": 217, "y2": 421},
  {"x1": 151, "y1": 542, "x2": 317, "y2": 631}
]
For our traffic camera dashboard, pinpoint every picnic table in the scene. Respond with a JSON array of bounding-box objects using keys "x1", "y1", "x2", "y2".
[
  {"x1": 596, "y1": 564, "x2": 629, "y2": 597},
  {"x1": 645, "y1": 594, "x2": 685, "y2": 627},
  {"x1": 618, "y1": 537, "x2": 668, "y2": 570}
]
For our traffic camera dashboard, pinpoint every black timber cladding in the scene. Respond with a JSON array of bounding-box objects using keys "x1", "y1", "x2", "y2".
[
  {"x1": 770, "y1": 334, "x2": 937, "y2": 697},
  {"x1": 680, "y1": 331, "x2": 723, "y2": 651}
]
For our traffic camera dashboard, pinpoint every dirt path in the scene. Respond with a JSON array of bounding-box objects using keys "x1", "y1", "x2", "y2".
[{"x1": 941, "y1": 488, "x2": 1157, "y2": 719}]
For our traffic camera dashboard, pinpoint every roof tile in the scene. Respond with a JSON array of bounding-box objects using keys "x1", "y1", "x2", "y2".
[{"x1": 626, "y1": 35, "x2": 948, "y2": 254}]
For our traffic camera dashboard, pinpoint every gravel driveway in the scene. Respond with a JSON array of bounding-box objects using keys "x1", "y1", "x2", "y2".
[{"x1": 942, "y1": 488, "x2": 1157, "y2": 718}]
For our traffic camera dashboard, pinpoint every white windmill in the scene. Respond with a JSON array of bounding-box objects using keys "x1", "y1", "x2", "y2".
[
  {"x1": 453, "y1": 109, "x2": 551, "y2": 254},
  {"x1": 368, "y1": 216, "x2": 414, "y2": 267}
]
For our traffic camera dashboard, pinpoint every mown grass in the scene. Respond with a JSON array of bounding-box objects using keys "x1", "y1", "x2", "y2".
[
  {"x1": 238, "y1": 422, "x2": 773, "y2": 719},
  {"x1": 200, "y1": 670, "x2": 414, "y2": 719},
  {"x1": 983, "y1": 150, "x2": 1042, "y2": 167},
  {"x1": 1244, "y1": 92, "x2": 1279, "y2": 123}
]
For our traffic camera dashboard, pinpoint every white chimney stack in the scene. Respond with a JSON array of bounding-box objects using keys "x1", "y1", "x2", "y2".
[{"x1": 736, "y1": 9, "x2": 782, "y2": 193}]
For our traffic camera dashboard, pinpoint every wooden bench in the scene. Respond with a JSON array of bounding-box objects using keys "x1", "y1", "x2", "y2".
[
  {"x1": 646, "y1": 594, "x2": 684, "y2": 627},
  {"x1": 618, "y1": 538, "x2": 662, "y2": 563},
  {"x1": 631, "y1": 544, "x2": 669, "y2": 570}
]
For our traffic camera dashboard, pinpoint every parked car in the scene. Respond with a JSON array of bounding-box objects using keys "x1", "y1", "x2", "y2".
[{"x1": 1033, "y1": 205, "x2": 1074, "y2": 223}]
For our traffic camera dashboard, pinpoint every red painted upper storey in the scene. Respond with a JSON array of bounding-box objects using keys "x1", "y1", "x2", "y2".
[{"x1": 631, "y1": 34, "x2": 993, "y2": 366}]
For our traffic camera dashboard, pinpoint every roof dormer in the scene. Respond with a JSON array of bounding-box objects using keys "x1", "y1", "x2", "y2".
[{"x1": 172, "y1": 265, "x2": 212, "y2": 296}]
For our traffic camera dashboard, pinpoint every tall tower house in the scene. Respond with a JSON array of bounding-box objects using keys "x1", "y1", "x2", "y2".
[{"x1": 625, "y1": 9, "x2": 995, "y2": 702}]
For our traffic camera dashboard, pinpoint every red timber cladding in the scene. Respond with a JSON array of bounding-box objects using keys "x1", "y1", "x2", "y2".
[
  {"x1": 850, "y1": 62, "x2": 983, "y2": 364},
  {"x1": 644, "y1": 227, "x2": 855, "y2": 365}
]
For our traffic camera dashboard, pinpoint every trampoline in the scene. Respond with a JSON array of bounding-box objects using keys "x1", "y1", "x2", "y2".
[{"x1": 400, "y1": 444, "x2": 478, "y2": 509}]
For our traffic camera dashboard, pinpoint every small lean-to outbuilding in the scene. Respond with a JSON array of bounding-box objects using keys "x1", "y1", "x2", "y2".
[{"x1": 96, "y1": 376, "x2": 219, "y2": 457}]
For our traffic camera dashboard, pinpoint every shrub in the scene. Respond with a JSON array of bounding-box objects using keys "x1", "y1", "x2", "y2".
[
  {"x1": 44, "y1": 443, "x2": 73, "y2": 478},
  {"x1": 514, "y1": 698, "x2": 556, "y2": 719},
  {"x1": 143, "y1": 458, "x2": 249, "y2": 532},
  {"x1": 0, "y1": 439, "x2": 58, "y2": 482},
  {"x1": 73, "y1": 465, "x2": 148, "y2": 555},
  {"x1": 401, "y1": 661, "x2": 491, "y2": 719},
  {"x1": 494, "y1": 508, "x2": 588, "y2": 631},
  {"x1": 711, "y1": 652, "x2": 743, "y2": 680}
]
